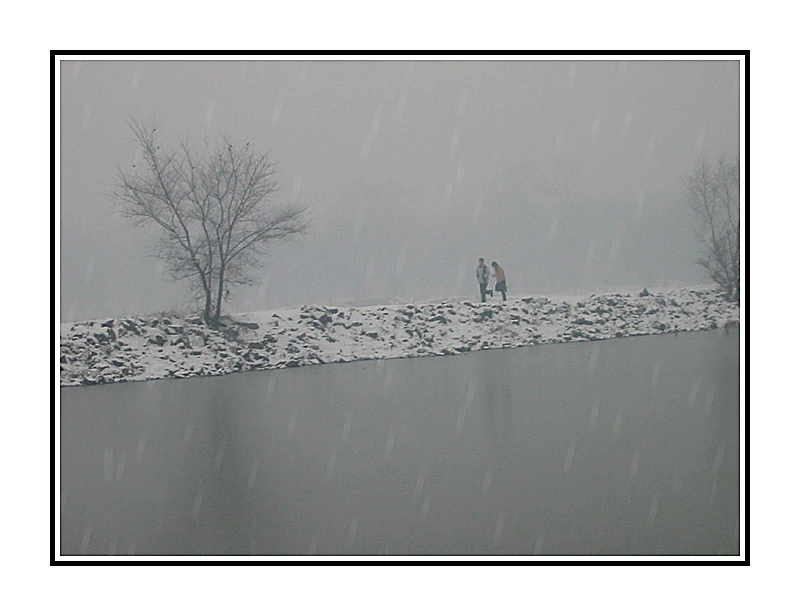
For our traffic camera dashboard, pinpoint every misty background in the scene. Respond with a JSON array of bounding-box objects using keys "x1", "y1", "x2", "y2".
[{"x1": 60, "y1": 60, "x2": 739, "y2": 322}]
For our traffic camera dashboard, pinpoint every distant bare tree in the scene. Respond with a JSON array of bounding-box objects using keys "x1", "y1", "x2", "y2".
[
  {"x1": 115, "y1": 120, "x2": 310, "y2": 326},
  {"x1": 685, "y1": 155, "x2": 740, "y2": 301}
]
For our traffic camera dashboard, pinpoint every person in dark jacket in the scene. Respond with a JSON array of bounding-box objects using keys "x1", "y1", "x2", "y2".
[
  {"x1": 476, "y1": 258, "x2": 492, "y2": 302},
  {"x1": 491, "y1": 261, "x2": 507, "y2": 301}
]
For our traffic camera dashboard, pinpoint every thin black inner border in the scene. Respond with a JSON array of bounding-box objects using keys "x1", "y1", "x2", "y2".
[{"x1": 51, "y1": 49, "x2": 749, "y2": 566}]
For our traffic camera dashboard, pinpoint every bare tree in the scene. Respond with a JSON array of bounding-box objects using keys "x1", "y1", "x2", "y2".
[
  {"x1": 685, "y1": 155, "x2": 740, "y2": 301},
  {"x1": 115, "y1": 120, "x2": 310, "y2": 326}
]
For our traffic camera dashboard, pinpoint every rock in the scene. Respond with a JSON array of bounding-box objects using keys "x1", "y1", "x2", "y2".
[
  {"x1": 149, "y1": 334, "x2": 167, "y2": 346},
  {"x1": 59, "y1": 285, "x2": 740, "y2": 390},
  {"x1": 232, "y1": 321, "x2": 259, "y2": 329},
  {"x1": 221, "y1": 329, "x2": 240, "y2": 341}
]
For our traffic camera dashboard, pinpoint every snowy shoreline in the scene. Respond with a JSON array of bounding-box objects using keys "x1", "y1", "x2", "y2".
[{"x1": 59, "y1": 287, "x2": 740, "y2": 388}]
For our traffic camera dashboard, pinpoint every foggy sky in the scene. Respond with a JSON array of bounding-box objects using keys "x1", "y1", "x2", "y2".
[{"x1": 60, "y1": 59, "x2": 739, "y2": 322}]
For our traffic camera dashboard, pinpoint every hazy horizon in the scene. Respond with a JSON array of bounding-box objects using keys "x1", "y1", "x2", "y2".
[{"x1": 60, "y1": 59, "x2": 739, "y2": 322}]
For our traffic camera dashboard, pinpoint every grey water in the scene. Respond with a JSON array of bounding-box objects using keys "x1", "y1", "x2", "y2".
[{"x1": 60, "y1": 329, "x2": 740, "y2": 556}]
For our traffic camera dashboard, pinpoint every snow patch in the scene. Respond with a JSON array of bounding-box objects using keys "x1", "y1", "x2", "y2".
[{"x1": 59, "y1": 288, "x2": 740, "y2": 387}]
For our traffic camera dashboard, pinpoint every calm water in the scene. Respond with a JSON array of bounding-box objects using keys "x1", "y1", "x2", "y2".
[{"x1": 60, "y1": 329, "x2": 740, "y2": 556}]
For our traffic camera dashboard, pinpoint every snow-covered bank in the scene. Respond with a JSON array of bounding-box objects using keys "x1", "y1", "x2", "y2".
[{"x1": 59, "y1": 288, "x2": 740, "y2": 387}]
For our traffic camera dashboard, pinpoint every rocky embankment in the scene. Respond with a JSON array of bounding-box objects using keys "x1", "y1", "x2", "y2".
[{"x1": 60, "y1": 288, "x2": 740, "y2": 387}]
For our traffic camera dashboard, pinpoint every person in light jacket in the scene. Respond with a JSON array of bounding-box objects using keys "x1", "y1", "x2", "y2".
[
  {"x1": 491, "y1": 261, "x2": 507, "y2": 301},
  {"x1": 476, "y1": 257, "x2": 492, "y2": 302}
]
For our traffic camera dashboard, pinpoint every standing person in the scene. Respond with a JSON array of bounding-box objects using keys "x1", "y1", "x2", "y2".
[
  {"x1": 476, "y1": 257, "x2": 493, "y2": 302},
  {"x1": 491, "y1": 261, "x2": 508, "y2": 301}
]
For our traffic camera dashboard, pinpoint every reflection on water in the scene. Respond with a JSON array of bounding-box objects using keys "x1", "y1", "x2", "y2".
[{"x1": 61, "y1": 329, "x2": 740, "y2": 556}]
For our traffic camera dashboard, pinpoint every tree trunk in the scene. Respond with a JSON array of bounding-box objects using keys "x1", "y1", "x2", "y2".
[
  {"x1": 213, "y1": 267, "x2": 225, "y2": 326},
  {"x1": 203, "y1": 289, "x2": 212, "y2": 325}
]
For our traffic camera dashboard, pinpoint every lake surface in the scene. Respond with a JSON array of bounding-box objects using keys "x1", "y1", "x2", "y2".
[{"x1": 60, "y1": 329, "x2": 740, "y2": 556}]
